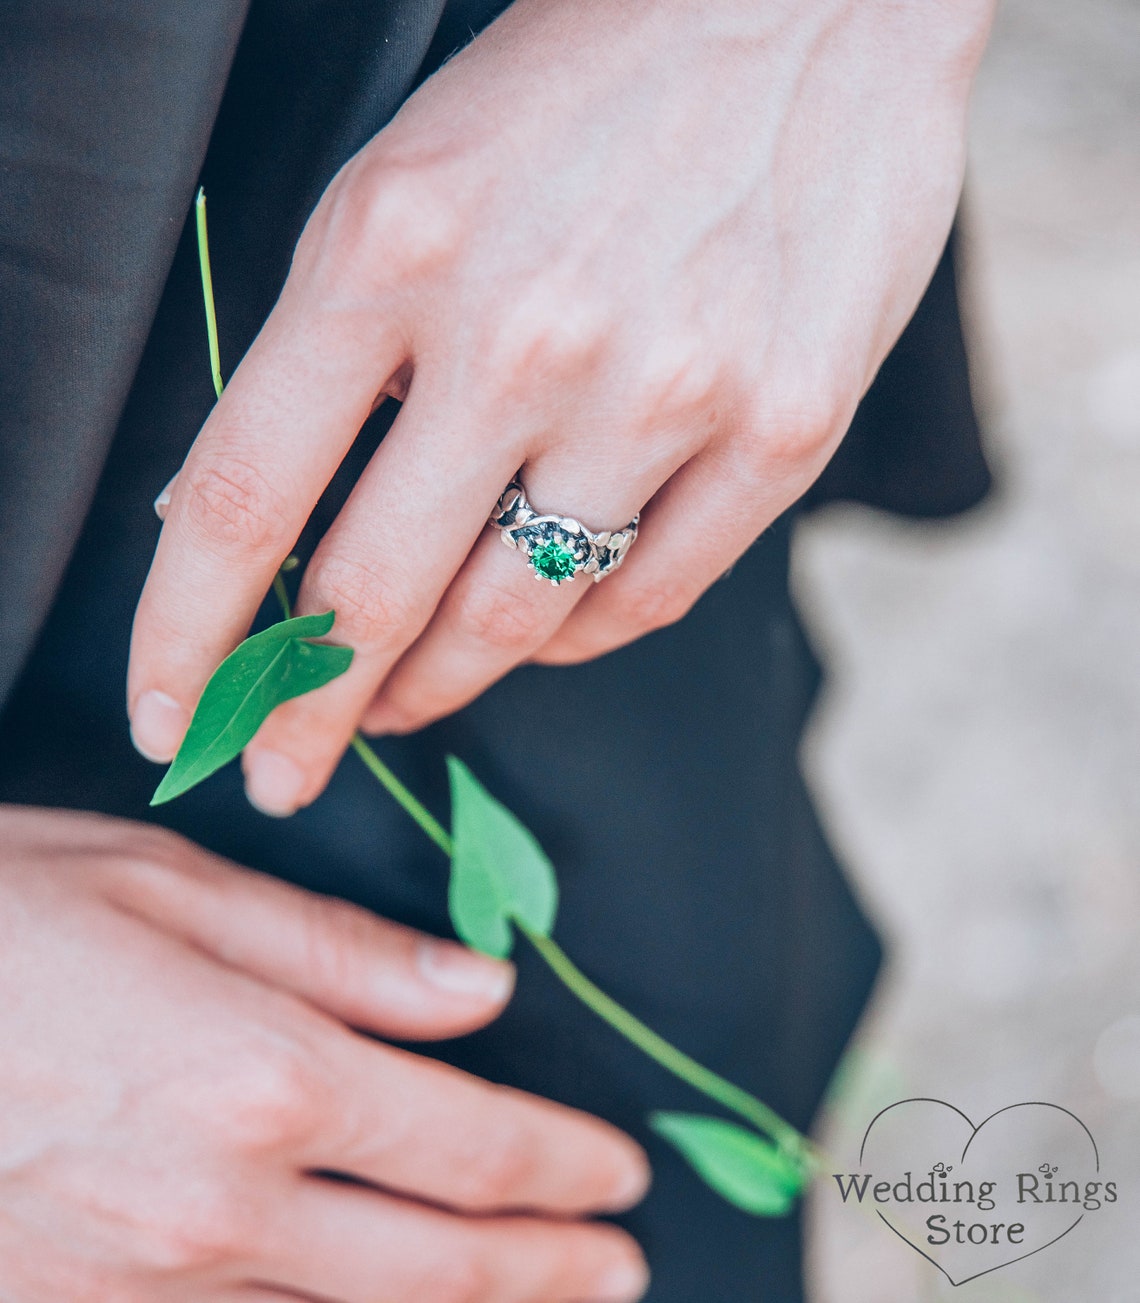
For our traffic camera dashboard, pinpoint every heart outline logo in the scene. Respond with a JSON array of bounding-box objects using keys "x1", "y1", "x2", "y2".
[{"x1": 855, "y1": 1098, "x2": 1102, "y2": 1287}]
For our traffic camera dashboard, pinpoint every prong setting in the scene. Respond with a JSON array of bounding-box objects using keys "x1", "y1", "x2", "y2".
[{"x1": 489, "y1": 479, "x2": 639, "y2": 586}]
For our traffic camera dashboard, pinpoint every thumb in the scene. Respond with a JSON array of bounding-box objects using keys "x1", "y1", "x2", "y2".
[{"x1": 101, "y1": 832, "x2": 515, "y2": 1040}]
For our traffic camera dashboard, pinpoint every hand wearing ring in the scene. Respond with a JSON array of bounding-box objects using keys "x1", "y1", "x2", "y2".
[{"x1": 128, "y1": 0, "x2": 987, "y2": 815}]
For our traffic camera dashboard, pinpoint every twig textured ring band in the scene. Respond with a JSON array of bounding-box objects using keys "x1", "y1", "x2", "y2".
[{"x1": 489, "y1": 479, "x2": 640, "y2": 585}]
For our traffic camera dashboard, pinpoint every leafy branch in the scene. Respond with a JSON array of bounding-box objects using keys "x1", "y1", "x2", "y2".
[{"x1": 152, "y1": 188, "x2": 820, "y2": 1215}]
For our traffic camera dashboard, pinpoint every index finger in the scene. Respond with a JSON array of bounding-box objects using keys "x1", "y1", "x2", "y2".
[{"x1": 127, "y1": 269, "x2": 404, "y2": 762}]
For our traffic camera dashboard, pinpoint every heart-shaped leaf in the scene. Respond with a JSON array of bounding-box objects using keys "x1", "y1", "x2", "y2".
[
  {"x1": 649, "y1": 1112, "x2": 804, "y2": 1216},
  {"x1": 151, "y1": 612, "x2": 353, "y2": 805},
  {"x1": 446, "y1": 756, "x2": 558, "y2": 958}
]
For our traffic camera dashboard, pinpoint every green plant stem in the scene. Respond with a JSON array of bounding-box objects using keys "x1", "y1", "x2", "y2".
[
  {"x1": 272, "y1": 571, "x2": 293, "y2": 620},
  {"x1": 200, "y1": 181, "x2": 819, "y2": 1197},
  {"x1": 266, "y1": 569, "x2": 452, "y2": 857},
  {"x1": 349, "y1": 734, "x2": 453, "y2": 858},
  {"x1": 195, "y1": 188, "x2": 224, "y2": 402},
  {"x1": 270, "y1": 572, "x2": 816, "y2": 1172},
  {"x1": 347, "y1": 715, "x2": 813, "y2": 1161},
  {"x1": 518, "y1": 923, "x2": 809, "y2": 1161},
  {"x1": 263, "y1": 489, "x2": 813, "y2": 1175}
]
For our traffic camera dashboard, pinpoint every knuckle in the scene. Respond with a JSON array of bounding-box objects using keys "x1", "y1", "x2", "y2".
[
  {"x1": 144, "y1": 1181, "x2": 252, "y2": 1273},
  {"x1": 120, "y1": 823, "x2": 191, "y2": 868},
  {"x1": 297, "y1": 893, "x2": 376, "y2": 1003},
  {"x1": 70, "y1": 1168, "x2": 254, "y2": 1277},
  {"x1": 207, "y1": 1041, "x2": 320, "y2": 1153},
  {"x1": 746, "y1": 383, "x2": 847, "y2": 477},
  {"x1": 485, "y1": 294, "x2": 606, "y2": 395},
  {"x1": 91, "y1": 832, "x2": 187, "y2": 900},
  {"x1": 367, "y1": 172, "x2": 463, "y2": 280},
  {"x1": 780, "y1": 395, "x2": 844, "y2": 462},
  {"x1": 449, "y1": 1107, "x2": 538, "y2": 1206},
  {"x1": 311, "y1": 550, "x2": 417, "y2": 649},
  {"x1": 94, "y1": 853, "x2": 179, "y2": 918},
  {"x1": 181, "y1": 453, "x2": 288, "y2": 554},
  {"x1": 633, "y1": 339, "x2": 721, "y2": 431},
  {"x1": 451, "y1": 577, "x2": 544, "y2": 651},
  {"x1": 304, "y1": 157, "x2": 463, "y2": 289}
]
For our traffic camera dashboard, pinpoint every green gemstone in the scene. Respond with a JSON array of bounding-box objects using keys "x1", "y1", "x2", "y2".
[{"x1": 531, "y1": 539, "x2": 577, "y2": 581}]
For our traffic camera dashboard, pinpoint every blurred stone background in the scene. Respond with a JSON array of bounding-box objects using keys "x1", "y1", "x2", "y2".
[{"x1": 799, "y1": 1, "x2": 1140, "y2": 1299}]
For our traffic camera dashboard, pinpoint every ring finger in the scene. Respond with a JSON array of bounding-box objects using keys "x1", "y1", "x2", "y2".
[
  {"x1": 359, "y1": 447, "x2": 679, "y2": 736},
  {"x1": 234, "y1": 382, "x2": 522, "y2": 815}
]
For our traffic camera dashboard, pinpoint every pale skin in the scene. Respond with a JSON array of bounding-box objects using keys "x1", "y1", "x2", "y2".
[
  {"x1": 0, "y1": 807, "x2": 649, "y2": 1301},
  {"x1": 7, "y1": 0, "x2": 999, "y2": 1296},
  {"x1": 128, "y1": 0, "x2": 996, "y2": 816}
]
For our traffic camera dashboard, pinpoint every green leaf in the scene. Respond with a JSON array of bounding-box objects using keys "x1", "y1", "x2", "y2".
[
  {"x1": 151, "y1": 612, "x2": 353, "y2": 806},
  {"x1": 446, "y1": 756, "x2": 558, "y2": 958},
  {"x1": 649, "y1": 1112, "x2": 804, "y2": 1216}
]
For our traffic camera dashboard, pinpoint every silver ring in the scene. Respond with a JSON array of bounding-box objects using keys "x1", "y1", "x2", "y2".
[{"x1": 489, "y1": 479, "x2": 639, "y2": 585}]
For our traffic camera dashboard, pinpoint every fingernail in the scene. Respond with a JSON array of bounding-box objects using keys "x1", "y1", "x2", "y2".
[
  {"x1": 417, "y1": 937, "x2": 516, "y2": 1003},
  {"x1": 605, "y1": 1154, "x2": 652, "y2": 1212},
  {"x1": 593, "y1": 1258, "x2": 650, "y2": 1302},
  {"x1": 153, "y1": 475, "x2": 177, "y2": 521},
  {"x1": 130, "y1": 690, "x2": 189, "y2": 762},
  {"x1": 244, "y1": 750, "x2": 307, "y2": 817}
]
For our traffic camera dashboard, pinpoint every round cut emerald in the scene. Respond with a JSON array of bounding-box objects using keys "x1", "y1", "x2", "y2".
[{"x1": 531, "y1": 539, "x2": 577, "y2": 581}]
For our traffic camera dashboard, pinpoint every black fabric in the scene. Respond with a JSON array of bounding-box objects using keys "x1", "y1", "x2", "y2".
[
  {"x1": 0, "y1": 0, "x2": 249, "y2": 705},
  {"x1": 0, "y1": 1, "x2": 989, "y2": 1297},
  {"x1": 805, "y1": 223, "x2": 991, "y2": 518}
]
